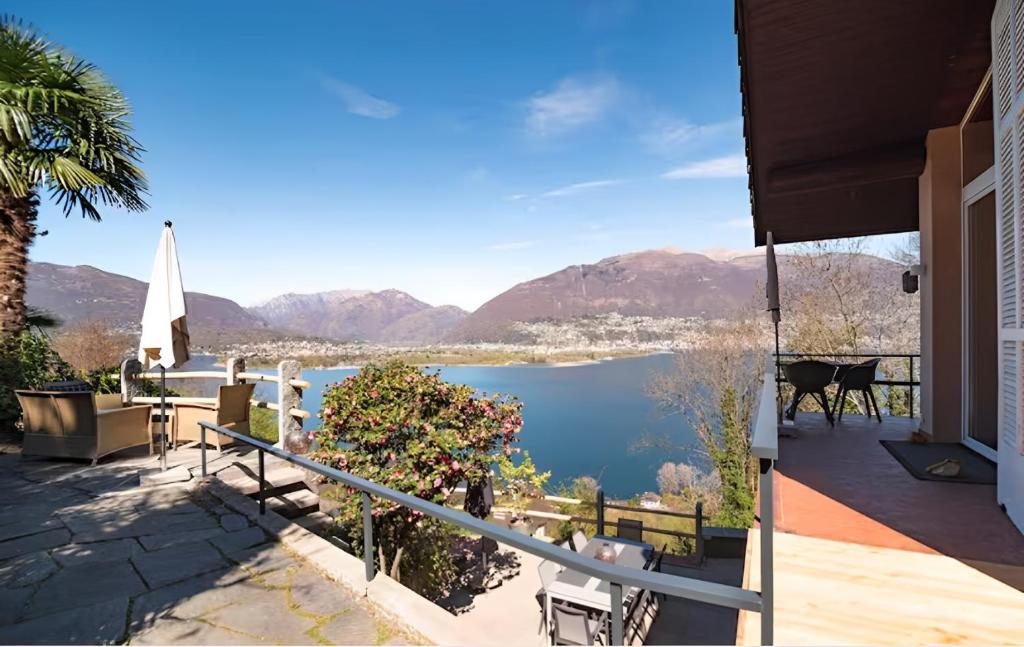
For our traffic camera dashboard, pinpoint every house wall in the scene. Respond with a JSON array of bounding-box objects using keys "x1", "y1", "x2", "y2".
[{"x1": 918, "y1": 126, "x2": 963, "y2": 442}]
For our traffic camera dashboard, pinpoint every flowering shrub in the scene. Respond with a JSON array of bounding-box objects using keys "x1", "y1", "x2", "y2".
[{"x1": 312, "y1": 361, "x2": 523, "y2": 593}]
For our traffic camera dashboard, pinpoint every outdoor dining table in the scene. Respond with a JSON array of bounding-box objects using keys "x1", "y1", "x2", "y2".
[{"x1": 543, "y1": 535, "x2": 655, "y2": 644}]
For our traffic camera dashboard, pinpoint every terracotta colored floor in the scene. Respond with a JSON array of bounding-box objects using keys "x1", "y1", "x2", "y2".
[{"x1": 773, "y1": 413, "x2": 1024, "y2": 588}]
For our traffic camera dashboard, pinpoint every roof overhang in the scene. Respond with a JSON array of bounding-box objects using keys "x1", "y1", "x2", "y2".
[{"x1": 736, "y1": 0, "x2": 995, "y2": 245}]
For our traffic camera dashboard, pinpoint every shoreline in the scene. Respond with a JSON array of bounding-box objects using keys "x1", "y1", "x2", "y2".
[{"x1": 230, "y1": 350, "x2": 662, "y2": 371}]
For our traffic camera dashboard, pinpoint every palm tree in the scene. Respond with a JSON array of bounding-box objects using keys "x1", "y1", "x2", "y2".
[{"x1": 0, "y1": 17, "x2": 147, "y2": 338}]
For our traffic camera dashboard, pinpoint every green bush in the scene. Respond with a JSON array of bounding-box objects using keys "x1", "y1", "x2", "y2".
[
  {"x1": 249, "y1": 406, "x2": 278, "y2": 444},
  {"x1": 0, "y1": 331, "x2": 74, "y2": 429}
]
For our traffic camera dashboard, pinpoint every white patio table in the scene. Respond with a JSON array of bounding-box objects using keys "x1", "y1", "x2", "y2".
[{"x1": 543, "y1": 535, "x2": 654, "y2": 644}]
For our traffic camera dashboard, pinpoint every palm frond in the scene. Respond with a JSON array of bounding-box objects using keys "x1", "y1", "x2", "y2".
[{"x1": 0, "y1": 15, "x2": 148, "y2": 219}]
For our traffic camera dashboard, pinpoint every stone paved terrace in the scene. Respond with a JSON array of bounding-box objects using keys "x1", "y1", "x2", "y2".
[{"x1": 0, "y1": 441, "x2": 415, "y2": 645}]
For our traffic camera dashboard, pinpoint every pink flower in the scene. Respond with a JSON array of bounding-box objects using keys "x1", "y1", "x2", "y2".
[
  {"x1": 323, "y1": 407, "x2": 333, "y2": 417},
  {"x1": 433, "y1": 477, "x2": 442, "y2": 488},
  {"x1": 451, "y1": 461, "x2": 461, "y2": 471}
]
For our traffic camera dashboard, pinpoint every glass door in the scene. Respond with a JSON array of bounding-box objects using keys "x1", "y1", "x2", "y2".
[
  {"x1": 960, "y1": 74, "x2": 998, "y2": 459},
  {"x1": 964, "y1": 189, "x2": 999, "y2": 454}
]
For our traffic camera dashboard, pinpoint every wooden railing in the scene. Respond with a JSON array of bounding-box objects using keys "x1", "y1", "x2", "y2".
[{"x1": 115, "y1": 357, "x2": 311, "y2": 448}]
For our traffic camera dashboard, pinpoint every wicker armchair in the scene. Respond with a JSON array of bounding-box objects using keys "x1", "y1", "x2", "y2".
[
  {"x1": 172, "y1": 383, "x2": 255, "y2": 452},
  {"x1": 16, "y1": 390, "x2": 152, "y2": 465}
]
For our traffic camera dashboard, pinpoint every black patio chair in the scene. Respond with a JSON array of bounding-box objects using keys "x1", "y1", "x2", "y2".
[
  {"x1": 832, "y1": 358, "x2": 882, "y2": 422},
  {"x1": 616, "y1": 518, "x2": 644, "y2": 542},
  {"x1": 783, "y1": 360, "x2": 839, "y2": 426}
]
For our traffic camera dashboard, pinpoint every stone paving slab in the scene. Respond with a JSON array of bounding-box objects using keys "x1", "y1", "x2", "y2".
[
  {"x1": 0, "y1": 449, "x2": 406, "y2": 646},
  {"x1": 319, "y1": 609, "x2": 384, "y2": 645},
  {"x1": 131, "y1": 540, "x2": 229, "y2": 589},
  {"x1": 0, "y1": 586, "x2": 33, "y2": 626},
  {"x1": 0, "y1": 528, "x2": 70, "y2": 561},
  {"x1": 129, "y1": 568, "x2": 250, "y2": 632},
  {"x1": 50, "y1": 538, "x2": 141, "y2": 567},
  {"x1": 0, "y1": 551, "x2": 58, "y2": 588},
  {"x1": 138, "y1": 526, "x2": 225, "y2": 551},
  {"x1": 226, "y1": 542, "x2": 296, "y2": 576},
  {"x1": 62, "y1": 507, "x2": 219, "y2": 543},
  {"x1": 131, "y1": 617, "x2": 263, "y2": 645},
  {"x1": 219, "y1": 513, "x2": 248, "y2": 532},
  {"x1": 0, "y1": 598, "x2": 129, "y2": 645},
  {"x1": 0, "y1": 508, "x2": 64, "y2": 543},
  {"x1": 23, "y1": 561, "x2": 146, "y2": 619},
  {"x1": 201, "y1": 587, "x2": 316, "y2": 643},
  {"x1": 210, "y1": 526, "x2": 267, "y2": 554},
  {"x1": 288, "y1": 566, "x2": 360, "y2": 617}
]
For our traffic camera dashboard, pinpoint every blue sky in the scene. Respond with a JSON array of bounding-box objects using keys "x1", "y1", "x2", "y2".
[{"x1": 12, "y1": 1, "x2": 892, "y2": 310}]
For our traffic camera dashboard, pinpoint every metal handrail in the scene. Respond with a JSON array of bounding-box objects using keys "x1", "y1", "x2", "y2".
[
  {"x1": 752, "y1": 366, "x2": 779, "y2": 461},
  {"x1": 198, "y1": 421, "x2": 768, "y2": 645},
  {"x1": 775, "y1": 352, "x2": 919, "y2": 359},
  {"x1": 775, "y1": 351, "x2": 921, "y2": 418},
  {"x1": 750, "y1": 362, "x2": 777, "y2": 645}
]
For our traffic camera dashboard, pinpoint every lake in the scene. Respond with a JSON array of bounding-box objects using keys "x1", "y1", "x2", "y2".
[{"x1": 184, "y1": 353, "x2": 697, "y2": 497}]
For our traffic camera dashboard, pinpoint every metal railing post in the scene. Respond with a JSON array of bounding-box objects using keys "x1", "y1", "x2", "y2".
[
  {"x1": 909, "y1": 355, "x2": 915, "y2": 418},
  {"x1": 695, "y1": 501, "x2": 704, "y2": 563},
  {"x1": 609, "y1": 581, "x2": 624, "y2": 645},
  {"x1": 200, "y1": 424, "x2": 207, "y2": 477},
  {"x1": 258, "y1": 449, "x2": 266, "y2": 515},
  {"x1": 362, "y1": 492, "x2": 375, "y2": 581},
  {"x1": 759, "y1": 458, "x2": 774, "y2": 645},
  {"x1": 596, "y1": 489, "x2": 605, "y2": 536}
]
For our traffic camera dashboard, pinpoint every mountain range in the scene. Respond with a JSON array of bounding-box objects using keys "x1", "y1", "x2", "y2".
[
  {"x1": 25, "y1": 249, "x2": 900, "y2": 346},
  {"x1": 26, "y1": 262, "x2": 273, "y2": 346},
  {"x1": 249, "y1": 290, "x2": 467, "y2": 344}
]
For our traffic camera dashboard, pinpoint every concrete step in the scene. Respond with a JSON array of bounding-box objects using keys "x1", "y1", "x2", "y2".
[
  {"x1": 294, "y1": 511, "x2": 335, "y2": 534},
  {"x1": 217, "y1": 465, "x2": 308, "y2": 497},
  {"x1": 268, "y1": 489, "x2": 320, "y2": 519}
]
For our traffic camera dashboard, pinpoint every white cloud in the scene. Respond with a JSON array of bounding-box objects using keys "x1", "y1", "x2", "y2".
[
  {"x1": 321, "y1": 78, "x2": 400, "y2": 119},
  {"x1": 662, "y1": 154, "x2": 748, "y2": 179},
  {"x1": 504, "y1": 193, "x2": 530, "y2": 201},
  {"x1": 486, "y1": 240, "x2": 541, "y2": 251},
  {"x1": 642, "y1": 117, "x2": 742, "y2": 153},
  {"x1": 526, "y1": 74, "x2": 620, "y2": 136},
  {"x1": 541, "y1": 179, "x2": 624, "y2": 198}
]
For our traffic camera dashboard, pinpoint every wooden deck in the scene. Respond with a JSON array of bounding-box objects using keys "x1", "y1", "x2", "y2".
[{"x1": 740, "y1": 413, "x2": 1024, "y2": 645}]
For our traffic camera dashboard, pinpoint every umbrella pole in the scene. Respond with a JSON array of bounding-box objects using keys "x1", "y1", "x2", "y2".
[{"x1": 160, "y1": 365, "x2": 167, "y2": 472}]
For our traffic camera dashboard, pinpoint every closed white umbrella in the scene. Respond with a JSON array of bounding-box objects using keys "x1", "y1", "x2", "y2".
[
  {"x1": 765, "y1": 231, "x2": 783, "y2": 423},
  {"x1": 765, "y1": 231, "x2": 781, "y2": 324},
  {"x1": 138, "y1": 221, "x2": 190, "y2": 470}
]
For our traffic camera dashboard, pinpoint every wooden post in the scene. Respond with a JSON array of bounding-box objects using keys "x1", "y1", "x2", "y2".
[
  {"x1": 225, "y1": 357, "x2": 245, "y2": 385},
  {"x1": 277, "y1": 360, "x2": 302, "y2": 449},
  {"x1": 596, "y1": 489, "x2": 606, "y2": 536}
]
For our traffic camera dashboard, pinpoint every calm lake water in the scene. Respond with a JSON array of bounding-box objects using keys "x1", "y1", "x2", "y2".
[{"x1": 185, "y1": 353, "x2": 696, "y2": 497}]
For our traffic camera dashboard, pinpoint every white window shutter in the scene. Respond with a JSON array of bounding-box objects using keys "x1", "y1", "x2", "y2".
[{"x1": 993, "y1": 0, "x2": 1024, "y2": 455}]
